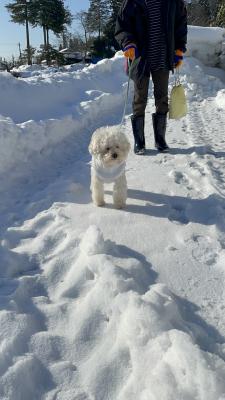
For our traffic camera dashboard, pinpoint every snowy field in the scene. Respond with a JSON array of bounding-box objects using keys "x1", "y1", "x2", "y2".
[{"x1": 1, "y1": 27, "x2": 225, "y2": 399}]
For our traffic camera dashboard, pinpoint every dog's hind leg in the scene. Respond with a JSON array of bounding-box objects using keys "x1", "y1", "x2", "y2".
[
  {"x1": 113, "y1": 173, "x2": 127, "y2": 209},
  {"x1": 91, "y1": 174, "x2": 105, "y2": 207}
]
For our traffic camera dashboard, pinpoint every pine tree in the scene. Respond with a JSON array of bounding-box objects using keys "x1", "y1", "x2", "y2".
[
  {"x1": 109, "y1": 0, "x2": 123, "y2": 16},
  {"x1": 87, "y1": 0, "x2": 110, "y2": 39},
  {"x1": 5, "y1": 0, "x2": 36, "y2": 65},
  {"x1": 208, "y1": 0, "x2": 220, "y2": 21},
  {"x1": 31, "y1": 0, "x2": 72, "y2": 64},
  {"x1": 31, "y1": 0, "x2": 72, "y2": 47},
  {"x1": 216, "y1": 1, "x2": 225, "y2": 27},
  {"x1": 104, "y1": 0, "x2": 123, "y2": 50},
  {"x1": 187, "y1": 0, "x2": 211, "y2": 26}
]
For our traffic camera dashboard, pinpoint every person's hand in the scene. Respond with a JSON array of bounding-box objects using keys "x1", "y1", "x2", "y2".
[
  {"x1": 174, "y1": 49, "x2": 184, "y2": 68},
  {"x1": 123, "y1": 43, "x2": 138, "y2": 61}
]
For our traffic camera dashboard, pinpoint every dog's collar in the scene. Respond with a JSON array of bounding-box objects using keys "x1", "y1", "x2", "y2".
[{"x1": 92, "y1": 158, "x2": 126, "y2": 183}]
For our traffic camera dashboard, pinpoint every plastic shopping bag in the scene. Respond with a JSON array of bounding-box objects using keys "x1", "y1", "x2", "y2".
[{"x1": 169, "y1": 74, "x2": 187, "y2": 120}]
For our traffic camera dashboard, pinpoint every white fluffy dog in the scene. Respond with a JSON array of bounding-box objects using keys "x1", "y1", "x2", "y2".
[{"x1": 89, "y1": 125, "x2": 130, "y2": 208}]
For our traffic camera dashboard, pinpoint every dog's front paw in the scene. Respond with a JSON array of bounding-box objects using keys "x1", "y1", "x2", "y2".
[
  {"x1": 94, "y1": 200, "x2": 105, "y2": 207},
  {"x1": 114, "y1": 201, "x2": 126, "y2": 209}
]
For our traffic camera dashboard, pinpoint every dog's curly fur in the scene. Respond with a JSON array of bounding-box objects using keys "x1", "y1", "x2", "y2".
[{"x1": 89, "y1": 126, "x2": 130, "y2": 208}]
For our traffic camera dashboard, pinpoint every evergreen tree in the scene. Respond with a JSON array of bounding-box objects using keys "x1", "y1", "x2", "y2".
[
  {"x1": 38, "y1": 44, "x2": 64, "y2": 66},
  {"x1": 104, "y1": 0, "x2": 123, "y2": 50},
  {"x1": 87, "y1": 0, "x2": 110, "y2": 39},
  {"x1": 187, "y1": 0, "x2": 211, "y2": 26},
  {"x1": 31, "y1": 0, "x2": 72, "y2": 64},
  {"x1": 91, "y1": 36, "x2": 115, "y2": 59},
  {"x1": 109, "y1": 0, "x2": 123, "y2": 16},
  {"x1": 208, "y1": 0, "x2": 220, "y2": 21},
  {"x1": 32, "y1": 0, "x2": 72, "y2": 44},
  {"x1": 216, "y1": 1, "x2": 225, "y2": 27},
  {"x1": 5, "y1": 0, "x2": 36, "y2": 65}
]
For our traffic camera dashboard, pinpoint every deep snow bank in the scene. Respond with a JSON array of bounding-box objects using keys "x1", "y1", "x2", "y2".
[
  {"x1": 187, "y1": 25, "x2": 225, "y2": 69},
  {"x1": 1, "y1": 52, "x2": 225, "y2": 181},
  {"x1": 0, "y1": 55, "x2": 126, "y2": 123},
  {"x1": 10, "y1": 63, "x2": 87, "y2": 78},
  {"x1": 0, "y1": 54, "x2": 128, "y2": 176}
]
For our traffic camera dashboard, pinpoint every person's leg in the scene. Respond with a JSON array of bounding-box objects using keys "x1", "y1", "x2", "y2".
[
  {"x1": 131, "y1": 75, "x2": 150, "y2": 154},
  {"x1": 151, "y1": 70, "x2": 169, "y2": 152},
  {"x1": 132, "y1": 75, "x2": 150, "y2": 117},
  {"x1": 151, "y1": 69, "x2": 169, "y2": 115}
]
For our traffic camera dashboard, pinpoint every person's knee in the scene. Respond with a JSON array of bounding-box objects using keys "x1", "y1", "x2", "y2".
[
  {"x1": 156, "y1": 96, "x2": 169, "y2": 114},
  {"x1": 133, "y1": 100, "x2": 147, "y2": 116},
  {"x1": 133, "y1": 105, "x2": 147, "y2": 117}
]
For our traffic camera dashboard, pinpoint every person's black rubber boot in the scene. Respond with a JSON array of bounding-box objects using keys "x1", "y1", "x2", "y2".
[
  {"x1": 152, "y1": 113, "x2": 169, "y2": 152},
  {"x1": 131, "y1": 115, "x2": 146, "y2": 155}
]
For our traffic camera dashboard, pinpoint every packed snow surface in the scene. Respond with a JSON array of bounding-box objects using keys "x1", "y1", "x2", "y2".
[{"x1": 1, "y1": 31, "x2": 225, "y2": 400}]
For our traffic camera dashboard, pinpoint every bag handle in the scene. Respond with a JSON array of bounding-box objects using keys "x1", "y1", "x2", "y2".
[{"x1": 174, "y1": 68, "x2": 181, "y2": 86}]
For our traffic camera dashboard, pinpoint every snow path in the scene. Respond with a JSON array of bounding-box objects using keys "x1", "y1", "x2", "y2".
[{"x1": 1, "y1": 59, "x2": 225, "y2": 399}]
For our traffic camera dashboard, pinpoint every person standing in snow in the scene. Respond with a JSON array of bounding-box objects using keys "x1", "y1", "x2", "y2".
[{"x1": 115, "y1": 0, "x2": 187, "y2": 154}]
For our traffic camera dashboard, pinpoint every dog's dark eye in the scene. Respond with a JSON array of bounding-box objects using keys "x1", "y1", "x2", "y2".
[
  {"x1": 116, "y1": 146, "x2": 119, "y2": 149},
  {"x1": 106, "y1": 147, "x2": 110, "y2": 151}
]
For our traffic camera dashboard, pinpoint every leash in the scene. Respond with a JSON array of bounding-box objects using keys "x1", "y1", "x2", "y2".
[{"x1": 120, "y1": 59, "x2": 135, "y2": 128}]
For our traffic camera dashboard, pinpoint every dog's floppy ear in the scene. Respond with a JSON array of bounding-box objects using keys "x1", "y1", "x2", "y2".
[
  {"x1": 88, "y1": 139, "x2": 94, "y2": 155},
  {"x1": 88, "y1": 136, "x2": 99, "y2": 155},
  {"x1": 88, "y1": 132, "x2": 97, "y2": 155},
  {"x1": 89, "y1": 129, "x2": 103, "y2": 155}
]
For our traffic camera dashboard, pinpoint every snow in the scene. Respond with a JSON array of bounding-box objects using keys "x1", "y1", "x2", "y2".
[
  {"x1": 216, "y1": 89, "x2": 225, "y2": 109},
  {"x1": 1, "y1": 26, "x2": 225, "y2": 400},
  {"x1": 187, "y1": 25, "x2": 225, "y2": 68},
  {"x1": 10, "y1": 63, "x2": 90, "y2": 78}
]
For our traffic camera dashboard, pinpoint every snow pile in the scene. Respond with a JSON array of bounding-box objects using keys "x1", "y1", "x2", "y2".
[
  {"x1": 0, "y1": 55, "x2": 126, "y2": 123},
  {"x1": 1, "y1": 52, "x2": 225, "y2": 181},
  {"x1": 0, "y1": 115, "x2": 77, "y2": 175},
  {"x1": 1, "y1": 220, "x2": 225, "y2": 399},
  {"x1": 0, "y1": 55, "x2": 128, "y2": 176},
  {"x1": 216, "y1": 89, "x2": 225, "y2": 109},
  {"x1": 11, "y1": 63, "x2": 49, "y2": 78},
  {"x1": 187, "y1": 25, "x2": 225, "y2": 69},
  {"x1": 10, "y1": 63, "x2": 88, "y2": 78}
]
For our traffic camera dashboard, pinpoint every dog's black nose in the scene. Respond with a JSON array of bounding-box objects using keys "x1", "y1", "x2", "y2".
[{"x1": 112, "y1": 153, "x2": 118, "y2": 159}]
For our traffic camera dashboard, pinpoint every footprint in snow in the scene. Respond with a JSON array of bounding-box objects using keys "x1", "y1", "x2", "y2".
[
  {"x1": 169, "y1": 170, "x2": 192, "y2": 190},
  {"x1": 186, "y1": 234, "x2": 222, "y2": 266},
  {"x1": 168, "y1": 203, "x2": 189, "y2": 225},
  {"x1": 189, "y1": 161, "x2": 206, "y2": 177}
]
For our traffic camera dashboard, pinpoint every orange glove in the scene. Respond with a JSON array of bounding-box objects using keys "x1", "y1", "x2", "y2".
[
  {"x1": 174, "y1": 49, "x2": 184, "y2": 68},
  {"x1": 123, "y1": 43, "x2": 138, "y2": 61}
]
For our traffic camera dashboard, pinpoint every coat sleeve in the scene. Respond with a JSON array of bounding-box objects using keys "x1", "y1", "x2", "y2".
[
  {"x1": 114, "y1": 0, "x2": 137, "y2": 50},
  {"x1": 174, "y1": 0, "x2": 188, "y2": 52}
]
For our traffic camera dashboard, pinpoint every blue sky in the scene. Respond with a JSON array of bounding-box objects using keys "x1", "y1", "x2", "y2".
[{"x1": 0, "y1": 0, "x2": 90, "y2": 60}]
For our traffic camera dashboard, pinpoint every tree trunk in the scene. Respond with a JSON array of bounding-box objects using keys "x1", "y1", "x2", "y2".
[
  {"x1": 46, "y1": 28, "x2": 50, "y2": 66},
  {"x1": 43, "y1": 26, "x2": 47, "y2": 48},
  {"x1": 25, "y1": 2, "x2": 32, "y2": 65},
  {"x1": 46, "y1": 28, "x2": 49, "y2": 46},
  {"x1": 98, "y1": 10, "x2": 101, "y2": 40},
  {"x1": 84, "y1": 29, "x2": 88, "y2": 58}
]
